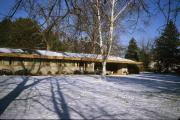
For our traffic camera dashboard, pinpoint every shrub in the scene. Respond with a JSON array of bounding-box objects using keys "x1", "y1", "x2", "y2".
[
  {"x1": 15, "y1": 69, "x2": 31, "y2": 75},
  {"x1": 94, "y1": 70, "x2": 102, "y2": 75},
  {"x1": 127, "y1": 64, "x2": 140, "y2": 74},
  {"x1": 84, "y1": 71, "x2": 96, "y2": 74},
  {"x1": 55, "y1": 71, "x2": 59, "y2": 75},
  {"x1": 174, "y1": 66, "x2": 180, "y2": 75},
  {"x1": 74, "y1": 70, "x2": 82, "y2": 74},
  {"x1": 47, "y1": 71, "x2": 52, "y2": 75},
  {"x1": 38, "y1": 71, "x2": 42, "y2": 75},
  {"x1": 0, "y1": 69, "x2": 13, "y2": 75}
]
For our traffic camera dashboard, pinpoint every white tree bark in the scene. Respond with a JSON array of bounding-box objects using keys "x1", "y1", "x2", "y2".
[
  {"x1": 102, "y1": 0, "x2": 133, "y2": 75},
  {"x1": 102, "y1": 0, "x2": 115, "y2": 75},
  {"x1": 96, "y1": 0, "x2": 105, "y2": 75},
  {"x1": 91, "y1": 0, "x2": 133, "y2": 76},
  {"x1": 96, "y1": 0, "x2": 103, "y2": 55}
]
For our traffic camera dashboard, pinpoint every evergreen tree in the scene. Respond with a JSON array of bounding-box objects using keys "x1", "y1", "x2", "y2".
[
  {"x1": 0, "y1": 18, "x2": 42, "y2": 49},
  {"x1": 154, "y1": 21, "x2": 180, "y2": 72},
  {"x1": 48, "y1": 32, "x2": 65, "y2": 52},
  {"x1": 125, "y1": 37, "x2": 139, "y2": 61},
  {"x1": 11, "y1": 18, "x2": 42, "y2": 49},
  {"x1": 139, "y1": 49, "x2": 151, "y2": 69},
  {"x1": 0, "y1": 19, "x2": 13, "y2": 48},
  {"x1": 139, "y1": 41, "x2": 152, "y2": 70}
]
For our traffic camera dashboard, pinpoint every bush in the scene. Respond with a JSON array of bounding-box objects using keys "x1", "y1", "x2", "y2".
[
  {"x1": 0, "y1": 69, "x2": 13, "y2": 75},
  {"x1": 84, "y1": 71, "x2": 96, "y2": 74},
  {"x1": 38, "y1": 71, "x2": 42, "y2": 75},
  {"x1": 47, "y1": 71, "x2": 52, "y2": 75},
  {"x1": 55, "y1": 71, "x2": 59, "y2": 75},
  {"x1": 15, "y1": 69, "x2": 31, "y2": 75},
  {"x1": 94, "y1": 70, "x2": 102, "y2": 75},
  {"x1": 127, "y1": 64, "x2": 140, "y2": 74},
  {"x1": 74, "y1": 70, "x2": 82, "y2": 74},
  {"x1": 174, "y1": 66, "x2": 180, "y2": 75}
]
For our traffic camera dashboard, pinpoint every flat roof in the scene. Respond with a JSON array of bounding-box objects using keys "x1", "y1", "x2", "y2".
[{"x1": 0, "y1": 48, "x2": 142, "y2": 64}]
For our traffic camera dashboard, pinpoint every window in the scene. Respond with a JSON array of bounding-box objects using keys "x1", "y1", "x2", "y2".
[
  {"x1": 0, "y1": 60, "x2": 3, "y2": 65},
  {"x1": 2, "y1": 60, "x2": 10, "y2": 65}
]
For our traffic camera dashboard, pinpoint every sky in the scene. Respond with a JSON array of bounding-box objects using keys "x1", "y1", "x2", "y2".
[{"x1": 0, "y1": 0, "x2": 180, "y2": 47}]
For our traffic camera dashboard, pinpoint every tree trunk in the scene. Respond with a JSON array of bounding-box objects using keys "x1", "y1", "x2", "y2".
[
  {"x1": 101, "y1": 0, "x2": 115, "y2": 75},
  {"x1": 43, "y1": 34, "x2": 51, "y2": 50},
  {"x1": 47, "y1": 43, "x2": 51, "y2": 50},
  {"x1": 96, "y1": 0, "x2": 105, "y2": 75},
  {"x1": 102, "y1": 60, "x2": 106, "y2": 76}
]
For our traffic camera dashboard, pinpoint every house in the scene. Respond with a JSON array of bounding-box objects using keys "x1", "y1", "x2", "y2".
[{"x1": 0, "y1": 48, "x2": 142, "y2": 75}]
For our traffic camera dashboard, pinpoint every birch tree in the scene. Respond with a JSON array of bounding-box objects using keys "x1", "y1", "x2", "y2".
[
  {"x1": 91, "y1": 0, "x2": 149, "y2": 75},
  {"x1": 91, "y1": 0, "x2": 133, "y2": 75}
]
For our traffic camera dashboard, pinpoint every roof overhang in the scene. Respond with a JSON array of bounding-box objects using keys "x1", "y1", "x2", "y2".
[{"x1": 0, "y1": 53, "x2": 142, "y2": 65}]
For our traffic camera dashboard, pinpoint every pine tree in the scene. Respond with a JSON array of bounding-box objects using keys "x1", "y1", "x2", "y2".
[
  {"x1": 125, "y1": 37, "x2": 139, "y2": 61},
  {"x1": 154, "y1": 21, "x2": 180, "y2": 72},
  {"x1": 139, "y1": 41, "x2": 152, "y2": 70},
  {"x1": 11, "y1": 18, "x2": 42, "y2": 49},
  {"x1": 0, "y1": 18, "x2": 42, "y2": 49},
  {"x1": 0, "y1": 19, "x2": 13, "y2": 48}
]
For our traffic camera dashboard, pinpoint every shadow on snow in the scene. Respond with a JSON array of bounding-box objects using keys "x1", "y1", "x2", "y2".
[{"x1": 0, "y1": 76, "x2": 71, "y2": 119}]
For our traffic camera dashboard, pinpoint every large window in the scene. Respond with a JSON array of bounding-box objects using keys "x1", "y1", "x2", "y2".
[{"x1": 2, "y1": 60, "x2": 10, "y2": 65}]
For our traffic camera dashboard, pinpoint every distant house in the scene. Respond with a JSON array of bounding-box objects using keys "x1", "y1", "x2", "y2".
[{"x1": 0, "y1": 48, "x2": 142, "y2": 75}]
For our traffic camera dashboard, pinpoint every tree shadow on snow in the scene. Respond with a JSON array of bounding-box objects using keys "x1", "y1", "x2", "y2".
[
  {"x1": 106, "y1": 73, "x2": 180, "y2": 95},
  {"x1": 0, "y1": 75, "x2": 158, "y2": 119},
  {"x1": 0, "y1": 76, "x2": 51, "y2": 115},
  {"x1": 0, "y1": 76, "x2": 87, "y2": 119},
  {"x1": 50, "y1": 78, "x2": 70, "y2": 119}
]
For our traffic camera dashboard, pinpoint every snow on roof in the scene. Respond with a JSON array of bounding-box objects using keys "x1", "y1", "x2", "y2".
[
  {"x1": 36, "y1": 49, "x2": 134, "y2": 62},
  {"x1": 36, "y1": 50, "x2": 101, "y2": 58},
  {"x1": 0, "y1": 48, "x2": 136, "y2": 63},
  {"x1": 108, "y1": 56, "x2": 135, "y2": 62},
  {"x1": 0, "y1": 48, "x2": 24, "y2": 53}
]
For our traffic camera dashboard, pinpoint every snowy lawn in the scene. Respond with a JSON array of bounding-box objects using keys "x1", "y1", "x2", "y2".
[{"x1": 0, "y1": 73, "x2": 180, "y2": 119}]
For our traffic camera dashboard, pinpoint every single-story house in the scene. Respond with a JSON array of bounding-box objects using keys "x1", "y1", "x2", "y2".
[{"x1": 0, "y1": 48, "x2": 142, "y2": 75}]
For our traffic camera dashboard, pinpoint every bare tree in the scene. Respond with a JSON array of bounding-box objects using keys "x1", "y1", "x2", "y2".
[
  {"x1": 154, "y1": 0, "x2": 180, "y2": 24},
  {"x1": 8, "y1": 0, "x2": 71, "y2": 50},
  {"x1": 91, "y1": 0, "x2": 137, "y2": 75},
  {"x1": 89, "y1": 0, "x2": 151, "y2": 75}
]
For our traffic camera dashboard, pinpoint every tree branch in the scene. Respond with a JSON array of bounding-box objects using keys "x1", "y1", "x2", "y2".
[{"x1": 114, "y1": 0, "x2": 133, "y2": 21}]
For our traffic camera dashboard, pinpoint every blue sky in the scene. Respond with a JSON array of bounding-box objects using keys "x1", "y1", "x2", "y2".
[
  {"x1": 0, "y1": 0, "x2": 179, "y2": 47},
  {"x1": 0, "y1": 0, "x2": 14, "y2": 17}
]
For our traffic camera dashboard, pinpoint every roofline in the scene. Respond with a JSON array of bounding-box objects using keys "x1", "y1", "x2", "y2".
[{"x1": 0, "y1": 53, "x2": 142, "y2": 65}]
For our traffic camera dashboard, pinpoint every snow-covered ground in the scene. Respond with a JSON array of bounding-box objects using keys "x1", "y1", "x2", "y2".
[{"x1": 0, "y1": 73, "x2": 180, "y2": 119}]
